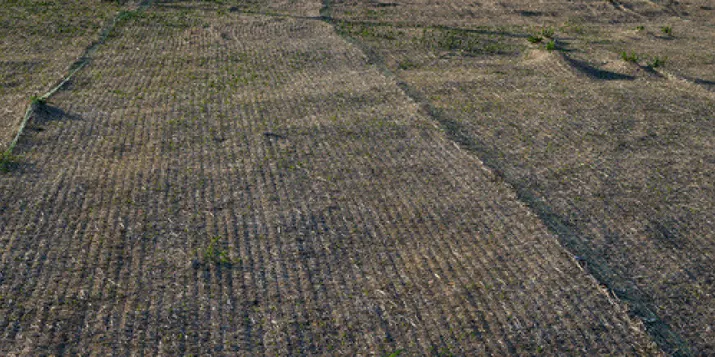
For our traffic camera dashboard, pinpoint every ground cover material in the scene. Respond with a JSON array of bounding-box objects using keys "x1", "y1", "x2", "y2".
[
  {"x1": 0, "y1": 0, "x2": 130, "y2": 152},
  {"x1": 326, "y1": 0, "x2": 714, "y2": 354},
  {"x1": 0, "y1": 1, "x2": 664, "y2": 355}
]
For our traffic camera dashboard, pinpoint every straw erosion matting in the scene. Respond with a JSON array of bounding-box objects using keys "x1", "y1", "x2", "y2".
[
  {"x1": 0, "y1": 1, "x2": 663, "y2": 355},
  {"x1": 0, "y1": 0, "x2": 128, "y2": 152},
  {"x1": 326, "y1": 0, "x2": 714, "y2": 354}
]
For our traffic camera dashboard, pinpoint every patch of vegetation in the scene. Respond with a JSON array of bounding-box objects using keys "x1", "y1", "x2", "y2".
[
  {"x1": 385, "y1": 349, "x2": 404, "y2": 357},
  {"x1": 560, "y1": 21, "x2": 585, "y2": 35},
  {"x1": 30, "y1": 95, "x2": 46, "y2": 107},
  {"x1": 421, "y1": 28, "x2": 514, "y2": 55},
  {"x1": 635, "y1": 25, "x2": 645, "y2": 31},
  {"x1": 398, "y1": 58, "x2": 417, "y2": 70},
  {"x1": 661, "y1": 25, "x2": 672, "y2": 36},
  {"x1": 116, "y1": 10, "x2": 142, "y2": 25},
  {"x1": 541, "y1": 27, "x2": 555, "y2": 38},
  {"x1": 620, "y1": 51, "x2": 639, "y2": 63},
  {"x1": 202, "y1": 236, "x2": 232, "y2": 266},
  {"x1": 647, "y1": 56, "x2": 666, "y2": 68},
  {"x1": 335, "y1": 21, "x2": 401, "y2": 40},
  {"x1": 0, "y1": 152, "x2": 19, "y2": 173},
  {"x1": 527, "y1": 35, "x2": 543, "y2": 44},
  {"x1": 545, "y1": 39, "x2": 556, "y2": 51}
]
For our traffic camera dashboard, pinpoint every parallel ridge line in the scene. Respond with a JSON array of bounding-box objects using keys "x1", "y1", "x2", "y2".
[
  {"x1": 316, "y1": 0, "x2": 689, "y2": 355},
  {"x1": 2, "y1": 0, "x2": 155, "y2": 160}
]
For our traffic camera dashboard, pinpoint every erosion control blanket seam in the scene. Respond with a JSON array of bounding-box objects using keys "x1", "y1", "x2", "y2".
[
  {"x1": 2, "y1": 0, "x2": 155, "y2": 160},
  {"x1": 317, "y1": 0, "x2": 693, "y2": 355}
]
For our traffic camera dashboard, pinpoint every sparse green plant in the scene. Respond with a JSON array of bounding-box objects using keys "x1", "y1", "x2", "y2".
[
  {"x1": 661, "y1": 25, "x2": 672, "y2": 35},
  {"x1": 545, "y1": 40, "x2": 556, "y2": 51},
  {"x1": 421, "y1": 28, "x2": 513, "y2": 55},
  {"x1": 30, "y1": 95, "x2": 46, "y2": 107},
  {"x1": 398, "y1": 58, "x2": 417, "y2": 70},
  {"x1": 117, "y1": 10, "x2": 140, "y2": 24},
  {"x1": 648, "y1": 56, "x2": 666, "y2": 68},
  {"x1": 385, "y1": 349, "x2": 404, "y2": 357},
  {"x1": 635, "y1": 25, "x2": 645, "y2": 31},
  {"x1": 203, "y1": 236, "x2": 232, "y2": 265},
  {"x1": 541, "y1": 27, "x2": 555, "y2": 38},
  {"x1": 527, "y1": 35, "x2": 543, "y2": 44},
  {"x1": 0, "y1": 152, "x2": 19, "y2": 173},
  {"x1": 620, "y1": 51, "x2": 639, "y2": 63}
]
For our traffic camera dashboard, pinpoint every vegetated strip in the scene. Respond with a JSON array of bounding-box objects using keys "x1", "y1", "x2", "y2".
[
  {"x1": 318, "y1": 0, "x2": 690, "y2": 355},
  {"x1": 1, "y1": 0, "x2": 154, "y2": 164}
]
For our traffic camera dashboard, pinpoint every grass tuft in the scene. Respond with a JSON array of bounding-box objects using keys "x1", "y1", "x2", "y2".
[
  {"x1": 385, "y1": 349, "x2": 404, "y2": 357},
  {"x1": 0, "y1": 152, "x2": 19, "y2": 173},
  {"x1": 661, "y1": 25, "x2": 672, "y2": 36},
  {"x1": 545, "y1": 40, "x2": 556, "y2": 51},
  {"x1": 30, "y1": 95, "x2": 47, "y2": 107},
  {"x1": 541, "y1": 27, "x2": 555, "y2": 38},
  {"x1": 648, "y1": 56, "x2": 666, "y2": 68},
  {"x1": 398, "y1": 58, "x2": 417, "y2": 70},
  {"x1": 620, "y1": 51, "x2": 639, "y2": 63},
  {"x1": 527, "y1": 35, "x2": 543, "y2": 44},
  {"x1": 203, "y1": 236, "x2": 232, "y2": 265}
]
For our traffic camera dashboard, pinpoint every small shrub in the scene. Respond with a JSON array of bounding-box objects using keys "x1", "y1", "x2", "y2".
[
  {"x1": 635, "y1": 25, "x2": 645, "y2": 31},
  {"x1": 527, "y1": 35, "x2": 543, "y2": 44},
  {"x1": 620, "y1": 51, "x2": 639, "y2": 63},
  {"x1": 661, "y1": 26, "x2": 672, "y2": 35}
]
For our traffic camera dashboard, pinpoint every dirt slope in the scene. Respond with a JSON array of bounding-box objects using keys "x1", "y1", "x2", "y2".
[
  {"x1": 0, "y1": 0, "x2": 127, "y2": 152},
  {"x1": 326, "y1": 0, "x2": 715, "y2": 354},
  {"x1": 0, "y1": 1, "x2": 663, "y2": 355}
]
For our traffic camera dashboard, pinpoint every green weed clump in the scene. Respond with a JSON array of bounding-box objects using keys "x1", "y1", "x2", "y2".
[
  {"x1": 203, "y1": 236, "x2": 232, "y2": 265},
  {"x1": 545, "y1": 40, "x2": 556, "y2": 51},
  {"x1": 527, "y1": 35, "x2": 543, "y2": 44},
  {"x1": 117, "y1": 10, "x2": 138, "y2": 23},
  {"x1": 398, "y1": 58, "x2": 417, "y2": 70},
  {"x1": 648, "y1": 56, "x2": 666, "y2": 68},
  {"x1": 620, "y1": 51, "x2": 639, "y2": 63},
  {"x1": 30, "y1": 95, "x2": 46, "y2": 107},
  {"x1": 421, "y1": 28, "x2": 512, "y2": 55},
  {"x1": 661, "y1": 26, "x2": 672, "y2": 35},
  {"x1": 0, "y1": 152, "x2": 19, "y2": 173},
  {"x1": 386, "y1": 349, "x2": 404, "y2": 357},
  {"x1": 541, "y1": 27, "x2": 555, "y2": 38}
]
